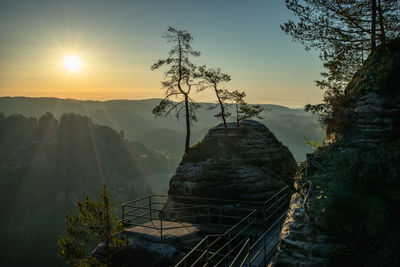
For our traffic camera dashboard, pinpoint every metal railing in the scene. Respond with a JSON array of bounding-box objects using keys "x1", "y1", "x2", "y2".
[
  {"x1": 228, "y1": 211, "x2": 288, "y2": 267},
  {"x1": 122, "y1": 195, "x2": 259, "y2": 240},
  {"x1": 175, "y1": 209, "x2": 258, "y2": 267},
  {"x1": 121, "y1": 185, "x2": 292, "y2": 266},
  {"x1": 174, "y1": 186, "x2": 291, "y2": 266}
]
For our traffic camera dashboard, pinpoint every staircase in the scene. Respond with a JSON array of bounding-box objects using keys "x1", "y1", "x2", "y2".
[{"x1": 121, "y1": 186, "x2": 291, "y2": 267}]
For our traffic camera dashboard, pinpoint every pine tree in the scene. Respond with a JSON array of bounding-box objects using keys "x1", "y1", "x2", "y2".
[
  {"x1": 58, "y1": 185, "x2": 128, "y2": 267},
  {"x1": 229, "y1": 90, "x2": 264, "y2": 127},
  {"x1": 282, "y1": 0, "x2": 399, "y2": 130},
  {"x1": 151, "y1": 27, "x2": 202, "y2": 153},
  {"x1": 198, "y1": 66, "x2": 232, "y2": 135}
]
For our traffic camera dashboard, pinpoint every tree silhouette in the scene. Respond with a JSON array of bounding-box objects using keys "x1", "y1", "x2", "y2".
[
  {"x1": 229, "y1": 90, "x2": 264, "y2": 127},
  {"x1": 198, "y1": 66, "x2": 231, "y2": 135},
  {"x1": 282, "y1": 0, "x2": 399, "y2": 128},
  {"x1": 151, "y1": 27, "x2": 202, "y2": 154}
]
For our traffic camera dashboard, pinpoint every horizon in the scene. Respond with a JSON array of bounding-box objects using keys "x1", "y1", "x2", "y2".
[
  {"x1": 0, "y1": 95, "x2": 306, "y2": 109},
  {"x1": 0, "y1": 0, "x2": 323, "y2": 108}
]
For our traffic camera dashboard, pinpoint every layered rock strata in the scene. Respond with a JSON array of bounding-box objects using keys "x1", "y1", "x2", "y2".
[
  {"x1": 163, "y1": 120, "x2": 297, "y2": 214},
  {"x1": 271, "y1": 39, "x2": 400, "y2": 266}
]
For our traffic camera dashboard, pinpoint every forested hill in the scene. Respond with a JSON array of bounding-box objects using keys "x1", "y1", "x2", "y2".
[
  {"x1": 0, "y1": 97, "x2": 324, "y2": 161},
  {"x1": 0, "y1": 112, "x2": 175, "y2": 213},
  {"x1": 0, "y1": 111, "x2": 176, "y2": 266}
]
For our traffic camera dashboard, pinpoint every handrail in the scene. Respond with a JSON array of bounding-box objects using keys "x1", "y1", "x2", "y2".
[
  {"x1": 250, "y1": 211, "x2": 287, "y2": 252},
  {"x1": 154, "y1": 194, "x2": 266, "y2": 206},
  {"x1": 174, "y1": 209, "x2": 257, "y2": 266},
  {"x1": 263, "y1": 185, "x2": 289, "y2": 205},
  {"x1": 174, "y1": 189, "x2": 291, "y2": 266},
  {"x1": 122, "y1": 194, "x2": 152, "y2": 206},
  {"x1": 123, "y1": 188, "x2": 289, "y2": 210},
  {"x1": 229, "y1": 238, "x2": 250, "y2": 267},
  {"x1": 264, "y1": 192, "x2": 288, "y2": 213},
  {"x1": 122, "y1": 185, "x2": 292, "y2": 267}
]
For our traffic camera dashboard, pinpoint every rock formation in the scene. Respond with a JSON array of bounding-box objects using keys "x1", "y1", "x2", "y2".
[
  {"x1": 271, "y1": 39, "x2": 400, "y2": 266},
  {"x1": 163, "y1": 120, "x2": 297, "y2": 212},
  {"x1": 342, "y1": 40, "x2": 400, "y2": 146}
]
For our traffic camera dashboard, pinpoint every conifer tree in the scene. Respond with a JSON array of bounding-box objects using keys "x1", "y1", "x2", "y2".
[
  {"x1": 282, "y1": 0, "x2": 399, "y2": 129},
  {"x1": 229, "y1": 90, "x2": 264, "y2": 127},
  {"x1": 58, "y1": 185, "x2": 128, "y2": 267},
  {"x1": 198, "y1": 66, "x2": 232, "y2": 135},
  {"x1": 151, "y1": 27, "x2": 202, "y2": 153}
]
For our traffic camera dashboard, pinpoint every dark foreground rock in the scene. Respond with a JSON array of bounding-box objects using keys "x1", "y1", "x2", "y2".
[
  {"x1": 111, "y1": 235, "x2": 186, "y2": 267},
  {"x1": 270, "y1": 39, "x2": 400, "y2": 266}
]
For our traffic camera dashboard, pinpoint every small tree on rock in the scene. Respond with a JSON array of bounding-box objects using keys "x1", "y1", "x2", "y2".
[
  {"x1": 58, "y1": 185, "x2": 128, "y2": 267},
  {"x1": 229, "y1": 90, "x2": 264, "y2": 127},
  {"x1": 198, "y1": 66, "x2": 232, "y2": 135}
]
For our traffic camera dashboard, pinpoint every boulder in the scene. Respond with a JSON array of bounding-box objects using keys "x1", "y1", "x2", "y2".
[{"x1": 163, "y1": 120, "x2": 297, "y2": 211}]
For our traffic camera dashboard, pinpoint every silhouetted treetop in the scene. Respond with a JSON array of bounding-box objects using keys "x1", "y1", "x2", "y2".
[{"x1": 151, "y1": 27, "x2": 202, "y2": 153}]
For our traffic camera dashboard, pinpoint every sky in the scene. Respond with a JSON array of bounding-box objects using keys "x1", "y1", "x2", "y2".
[{"x1": 0, "y1": 0, "x2": 324, "y2": 108}]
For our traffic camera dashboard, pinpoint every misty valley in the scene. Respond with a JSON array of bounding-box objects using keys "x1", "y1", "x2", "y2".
[{"x1": 0, "y1": 97, "x2": 322, "y2": 266}]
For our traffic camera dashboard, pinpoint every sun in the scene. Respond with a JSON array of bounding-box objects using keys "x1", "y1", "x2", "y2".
[{"x1": 63, "y1": 55, "x2": 82, "y2": 72}]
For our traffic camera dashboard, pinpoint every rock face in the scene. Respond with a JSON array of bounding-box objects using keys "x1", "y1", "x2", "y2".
[
  {"x1": 271, "y1": 39, "x2": 400, "y2": 266},
  {"x1": 271, "y1": 169, "x2": 339, "y2": 267},
  {"x1": 344, "y1": 93, "x2": 400, "y2": 147},
  {"x1": 164, "y1": 120, "x2": 297, "y2": 209},
  {"x1": 343, "y1": 39, "x2": 400, "y2": 146}
]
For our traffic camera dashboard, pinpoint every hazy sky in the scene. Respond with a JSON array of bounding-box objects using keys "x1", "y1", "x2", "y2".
[{"x1": 0, "y1": 0, "x2": 324, "y2": 107}]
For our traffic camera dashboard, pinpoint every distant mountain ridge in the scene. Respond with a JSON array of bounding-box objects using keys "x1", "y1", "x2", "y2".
[
  {"x1": 0, "y1": 111, "x2": 174, "y2": 211},
  {"x1": 0, "y1": 111, "x2": 176, "y2": 267},
  {"x1": 0, "y1": 96, "x2": 324, "y2": 161}
]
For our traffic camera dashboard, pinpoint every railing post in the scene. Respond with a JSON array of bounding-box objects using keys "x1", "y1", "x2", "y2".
[
  {"x1": 207, "y1": 207, "x2": 210, "y2": 234},
  {"x1": 306, "y1": 153, "x2": 313, "y2": 177},
  {"x1": 122, "y1": 204, "x2": 125, "y2": 227},
  {"x1": 160, "y1": 217, "x2": 163, "y2": 241},
  {"x1": 149, "y1": 195, "x2": 152, "y2": 222},
  {"x1": 218, "y1": 207, "x2": 222, "y2": 224},
  {"x1": 247, "y1": 216, "x2": 250, "y2": 239},
  {"x1": 247, "y1": 239, "x2": 251, "y2": 267},
  {"x1": 206, "y1": 238, "x2": 210, "y2": 265},
  {"x1": 255, "y1": 211, "x2": 258, "y2": 238},
  {"x1": 262, "y1": 207, "x2": 266, "y2": 228},
  {"x1": 228, "y1": 232, "x2": 231, "y2": 264},
  {"x1": 264, "y1": 228, "x2": 267, "y2": 265}
]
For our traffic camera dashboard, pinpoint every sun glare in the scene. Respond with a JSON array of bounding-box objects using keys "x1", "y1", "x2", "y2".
[{"x1": 63, "y1": 55, "x2": 82, "y2": 72}]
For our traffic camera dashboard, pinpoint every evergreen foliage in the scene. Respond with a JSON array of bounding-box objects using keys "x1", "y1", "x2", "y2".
[
  {"x1": 282, "y1": 0, "x2": 400, "y2": 129},
  {"x1": 197, "y1": 66, "x2": 232, "y2": 134},
  {"x1": 0, "y1": 111, "x2": 174, "y2": 266},
  {"x1": 229, "y1": 90, "x2": 264, "y2": 126},
  {"x1": 151, "y1": 27, "x2": 202, "y2": 153},
  {"x1": 58, "y1": 185, "x2": 128, "y2": 267}
]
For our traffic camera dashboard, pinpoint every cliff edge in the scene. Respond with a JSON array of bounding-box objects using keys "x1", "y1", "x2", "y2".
[{"x1": 271, "y1": 39, "x2": 400, "y2": 266}]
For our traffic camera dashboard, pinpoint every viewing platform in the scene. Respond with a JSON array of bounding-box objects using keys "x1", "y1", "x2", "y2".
[{"x1": 121, "y1": 186, "x2": 291, "y2": 266}]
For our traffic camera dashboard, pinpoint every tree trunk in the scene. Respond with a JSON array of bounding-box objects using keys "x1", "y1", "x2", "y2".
[
  {"x1": 184, "y1": 94, "x2": 190, "y2": 153},
  {"x1": 377, "y1": 0, "x2": 386, "y2": 44},
  {"x1": 177, "y1": 38, "x2": 190, "y2": 154},
  {"x1": 105, "y1": 239, "x2": 110, "y2": 267},
  {"x1": 214, "y1": 86, "x2": 228, "y2": 136},
  {"x1": 105, "y1": 199, "x2": 111, "y2": 267},
  {"x1": 235, "y1": 103, "x2": 239, "y2": 128},
  {"x1": 371, "y1": 0, "x2": 377, "y2": 51}
]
